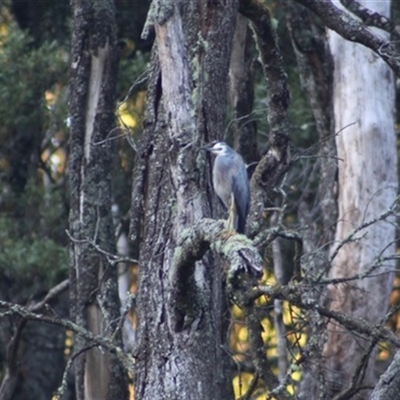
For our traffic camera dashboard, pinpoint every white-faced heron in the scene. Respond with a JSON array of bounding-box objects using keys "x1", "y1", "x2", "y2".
[{"x1": 202, "y1": 141, "x2": 250, "y2": 234}]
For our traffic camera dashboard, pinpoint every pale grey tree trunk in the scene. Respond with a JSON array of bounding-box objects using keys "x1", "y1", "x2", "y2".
[{"x1": 322, "y1": 0, "x2": 397, "y2": 397}]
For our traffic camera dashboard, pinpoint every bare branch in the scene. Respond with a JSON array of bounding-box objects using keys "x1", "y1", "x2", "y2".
[
  {"x1": 0, "y1": 279, "x2": 69, "y2": 399},
  {"x1": 111, "y1": 293, "x2": 136, "y2": 342},
  {"x1": 330, "y1": 205, "x2": 398, "y2": 262},
  {"x1": 30, "y1": 279, "x2": 69, "y2": 312},
  {"x1": 295, "y1": 0, "x2": 400, "y2": 78},
  {"x1": 239, "y1": 373, "x2": 259, "y2": 400},
  {"x1": 53, "y1": 345, "x2": 98, "y2": 400},
  {"x1": 0, "y1": 301, "x2": 135, "y2": 373},
  {"x1": 254, "y1": 225, "x2": 303, "y2": 280},
  {"x1": 249, "y1": 284, "x2": 400, "y2": 348},
  {"x1": 339, "y1": 0, "x2": 400, "y2": 39},
  {"x1": 332, "y1": 335, "x2": 379, "y2": 400},
  {"x1": 118, "y1": 69, "x2": 148, "y2": 104},
  {"x1": 66, "y1": 229, "x2": 139, "y2": 266}
]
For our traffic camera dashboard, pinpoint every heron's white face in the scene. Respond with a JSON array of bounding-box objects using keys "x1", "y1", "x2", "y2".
[{"x1": 207, "y1": 142, "x2": 230, "y2": 156}]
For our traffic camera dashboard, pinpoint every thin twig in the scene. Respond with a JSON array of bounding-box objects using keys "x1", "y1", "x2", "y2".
[
  {"x1": 239, "y1": 373, "x2": 259, "y2": 400},
  {"x1": 53, "y1": 344, "x2": 98, "y2": 400},
  {"x1": 66, "y1": 229, "x2": 139, "y2": 266},
  {"x1": 0, "y1": 301, "x2": 136, "y2": 372},
  {"x1": 330, "y1": 206, "x2": 398, "y2": 263}
]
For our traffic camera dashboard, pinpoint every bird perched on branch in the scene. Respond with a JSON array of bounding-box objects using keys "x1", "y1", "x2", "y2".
[{"x1": 202, "y1": 141, "x2": 250, "y2": 234}]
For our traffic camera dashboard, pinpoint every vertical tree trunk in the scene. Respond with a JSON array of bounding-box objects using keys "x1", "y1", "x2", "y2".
[
  {"x1": 69, "y1": 0, "x2": 129, "y2": 398},
  {"x1": 131, "y1": 1, "x2": 238, "y2": 399},
  {"x1": 229, "y1": 14, "x2": 258, "y2": 164},
  {"x1": 323, "y1": 0, "x2": 397, "y2": 397},
  {"x1": 286, "y1": 4, "x2": 336, "y2": 395},
  {"x1": 370, "y1": 350, "x2": 400, "y2": 400}
]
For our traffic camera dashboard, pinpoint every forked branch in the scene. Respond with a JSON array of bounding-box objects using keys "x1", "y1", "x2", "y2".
[{"x1": 295, "y1": 0, "x2": 400, "y2": 78}]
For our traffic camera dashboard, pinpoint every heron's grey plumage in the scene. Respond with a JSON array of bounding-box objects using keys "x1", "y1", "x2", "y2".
[{"x1": 202, "y1": 142, "x2": 250, "y2": 234}]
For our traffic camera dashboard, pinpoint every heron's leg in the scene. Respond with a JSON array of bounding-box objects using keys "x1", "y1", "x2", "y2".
[
  {"x1": 219, "y1": 195, "x2": 237, "y2": 239},
  {"x1": 227, "y1": 193, "x2": 237, "y2": 231}
]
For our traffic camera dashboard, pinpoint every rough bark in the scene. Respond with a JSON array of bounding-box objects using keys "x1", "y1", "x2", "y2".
[
  {"x1": 239, "y1": 0, "x2": 291, "y2": 237},
  {"x1": 321, "y1": 0, "x2": 397, "y2": 398},
  {"x1": 285, "y1": 3, "x2": 337, "y2": 395},
  {"x1": 69, "y1": 0, "x2": 129, "y2": 398},
  {"x1": 229, "y1": 14, "x2": 259, "y2": 165},
  {"x1": 339, "y1": 0, "x2": 400, "y2": 38},
  {"x1": 370, "y1": 350, "x2": 400, "y2": 400},
  {"x1": 131, "y1": 1, "x2": 238, "y2": 399},
  {"x1": 286, "y1": 1, "x2": 336, "y2": 254}
]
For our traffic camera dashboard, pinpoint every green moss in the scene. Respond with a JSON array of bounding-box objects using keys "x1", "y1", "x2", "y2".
[{"x1": 172, "y1": 246, "x2": 183, "y2": 266}]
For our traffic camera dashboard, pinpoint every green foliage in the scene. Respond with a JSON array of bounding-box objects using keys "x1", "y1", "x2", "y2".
[
  {"x1": 0, "y1": 9, "x2": 70, "y2": 310},
  {"x1": 0, "y1": 21, "x2": 69, "y2": 196},
  {"x1": 0, "y1": 225, "x2": 68, "y2": 299},
  {"x1": 10, "y1": 0, "x2": 71, "y2": 46},
  {"x1": 0, "y1": 23, "x2": 67, "y2": 132},
  {"x1": 0, "y1": 178, "x2": 69, "y2": 300}
]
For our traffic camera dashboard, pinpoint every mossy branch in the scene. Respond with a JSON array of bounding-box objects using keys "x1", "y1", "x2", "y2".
[
  {"x1": 171, "y1": 218, "x2": 263, "y2": 284},
  {"x1": 169, "y1": 218, "x2": 263, "y2": 331}
]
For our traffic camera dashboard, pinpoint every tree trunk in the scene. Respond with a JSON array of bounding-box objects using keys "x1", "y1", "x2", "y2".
[
  {"x1": 370, "y1": 350, "x2": 400, "y2": 400},
  {"x1": 229, "y1": 14, "x2": 258, "y2": 164},
  {"x1": 69, "y1": 0, "x2": 129, "y2": 398},
  {"x1": 131, "y1": 1, "x2": 238, "y2": 399},
  {"x1": 321, "y1": 0, "x2": 397, "y2": 397},
  {"x1": 285, "y1": 4, "x2": 337, "y2": 395}
]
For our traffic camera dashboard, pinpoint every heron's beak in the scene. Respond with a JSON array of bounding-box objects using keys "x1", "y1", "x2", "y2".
[{"x1": 200, "y1": 145, "x2": 213, "y2": 152}]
